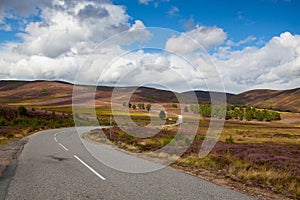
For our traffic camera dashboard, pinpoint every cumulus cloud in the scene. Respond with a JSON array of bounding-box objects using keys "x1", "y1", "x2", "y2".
[
  {"x1": 214, "y1": 32, "x2": 300, "y2": 92},
  {"x1": 0, "y1": 0, "x2": 299, "y2": 93},
  {"x1": 0, "y1": 0, "x2": 147, "y2": 81},
  {"x1": 165, "y1": 25, "x2": 227, "y2": 53}
]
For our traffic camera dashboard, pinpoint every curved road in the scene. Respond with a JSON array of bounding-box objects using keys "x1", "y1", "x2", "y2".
[{"x1": 4, "y1": 127, "x2": 254, "y2": 200}]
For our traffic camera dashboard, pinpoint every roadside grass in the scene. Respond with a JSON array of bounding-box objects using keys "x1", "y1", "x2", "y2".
[
  {"x1": 0, "y1": 106, "x2": 75, "y2": 144},
  {"x1": 176, "y1": 153, "x2": 300, "y2": 198},
  {"x1": 2, "y1": 102, "x2": 299, "y2": 198},
  {"x1": 84, "y1": 116, "x2": 300, "y2": 199},
  {"x1": 219, "y1": 121, "x2": 300, "y2": 145}
]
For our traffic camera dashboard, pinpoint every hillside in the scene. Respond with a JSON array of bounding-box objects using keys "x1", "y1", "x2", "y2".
[
  {"x1": 229, "y1": 88, "x2": 300, "y2": 112},
  {"x1": 0, "y1": 80, "x2": 299, "y2": 113}
]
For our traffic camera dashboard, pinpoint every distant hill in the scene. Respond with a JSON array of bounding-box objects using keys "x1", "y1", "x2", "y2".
[
  {"x1": 228, "y1": 88, "x2": 300, "y2": 113},
  {"x1": 0, "y1": 80, "x2": 299, "y2": 112}
]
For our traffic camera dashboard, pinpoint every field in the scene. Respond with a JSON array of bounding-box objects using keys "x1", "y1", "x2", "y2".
[
  {"x1": 0, "y1": 81, "x2": 299, "y2": 199},
  {"x1": 84, "y1": 111, "x2": 300, "y2": 199}
]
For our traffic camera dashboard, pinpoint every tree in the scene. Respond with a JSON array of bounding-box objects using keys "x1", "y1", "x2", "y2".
[
  {"x1": 239, "y1": 109, "x2": 244, "y2": 121},
  {"x1": 137, "y1": 103, "x2": 145, "y2": 110},
  {"x1": 245, "y1": 107, "x2": 253, "y2": 121},
  {"x1": 184, "y1": 106, "x2": 188, "y2": 112},
  {"x1": 137, "y1": 103, "x2": 143, "y2": 109},
  {"x1": 128, "y1": 102, "x2": 132, "y2": 108},
  {"x1": 159, "y1": 110, "x2": 166, "y2": 120},
  {"x1": 256, "y1": 110, "x2": 264, "y2": 121},
  {"x1": 132, "y1": 105, "x2": 136, "y2": 110},
  {"x1": 18, "y1": 106, "x2": 28, "y2": 116},
  {"x1": 146, "y1": 104, "x2": 151, "y2": 111},
  {"x1": 172, "y1": 103, "x2": 178, "y2": 108},
  {"x1": 200, "y1": 104, "x2": 211, "y2": 117}
]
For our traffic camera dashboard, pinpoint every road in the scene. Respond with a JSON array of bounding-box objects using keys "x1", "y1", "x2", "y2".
[{"x1": 3, "y1": 127, "x2": 254, "y2": 200}]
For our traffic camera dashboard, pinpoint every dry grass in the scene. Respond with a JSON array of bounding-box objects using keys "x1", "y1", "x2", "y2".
[{"x1": 84, "y1": 113, "x2": 300, "y2": 199}]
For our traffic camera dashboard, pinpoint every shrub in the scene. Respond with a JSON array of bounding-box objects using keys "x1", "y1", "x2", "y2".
[
  {"x1": 159, "y1": 110, "x2": 166, "y2": 120},
  {"x1": 184, "y1": 106, "x2": 188, "y2": 112},
  {"x1": 146, "y1": 104, "x2": 151, "y2": 111},
  {"x1": 18, "y1": 106, "x2": 28, "y2": 116},
  {"x1": 225, "y1": 136, "x2": 235, "y2": 144}
]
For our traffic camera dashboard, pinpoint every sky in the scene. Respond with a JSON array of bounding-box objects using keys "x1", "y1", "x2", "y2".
[{"x1": 0, "y1": 0, "x2": 299, "y2": 93}]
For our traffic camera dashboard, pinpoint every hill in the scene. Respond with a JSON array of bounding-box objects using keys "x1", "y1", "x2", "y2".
[
  {"x1": 229, "y1": 88, "x2": 300, "y2": 112},
  {"x1": 0, "y1": 80, "x2": 299, "y2": 112}
]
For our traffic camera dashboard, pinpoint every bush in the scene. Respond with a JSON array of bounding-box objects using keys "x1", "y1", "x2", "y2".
[
  {"x1": 18, "y1": 106, "x2": 28, "y2": 116},
  {"x1": 225, "y1": 136, "x2": 235, "y2": 144},
  {"x1": 184, "y1": 106, "x2": 188, "y2": 112},
  {"x1": 159, "y1": 110, "x2": 166, "y2": 120},
  {"x1": 146, "y1": 104, "x2": 151, "y2": 111}
]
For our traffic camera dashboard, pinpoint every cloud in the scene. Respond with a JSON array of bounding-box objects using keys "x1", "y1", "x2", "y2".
[
  {"x1": 165, "y1": 25, "x2": 227, "y2": 53},
  {"x1": 168, "y1": 6, "x2": 179, "y2": 16},
  {"x1": 181, "y1": 16, "x2": 196, "y2": 31},
  {"x1": 0, "y1": 0, "x2": 299, "y2": 94},
  {"x1": 226, "y1": 36, "x2": 256, "y2": 47},
  {"x1": 138, "y1": 0, "x2": 153, "y2": 5},
  {"x1": 138, "y1": 0, "x2": 170, "y2": 7},
  {"x1": 3, "y1": 1, "x2": 131, "y2": 59},
  {"x1": 213, "y1": 32, "x2": 300, "y2": 92},
  {"x1": 0, "y1": 0, "x2": 147, "y2": 81}
]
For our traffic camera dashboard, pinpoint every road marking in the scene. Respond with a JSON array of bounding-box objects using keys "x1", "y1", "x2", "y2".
[
  {"x1": 54, "y1": 137, "x2": 58, "y2": 142},
  {"x1": 74, "y1": 155, "x2": 106, "y2": 181},
  {"x1": 58, "y1": 143, "x2": 69, "y2": 151}
]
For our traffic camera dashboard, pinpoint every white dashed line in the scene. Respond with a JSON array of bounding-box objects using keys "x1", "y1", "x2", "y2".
[
  {"x1": 54, "y1": 131, "x2": 105, "y2": 180},
  {"x1": 74, "y1": 155, "x2": 106, "y2": 181},
  {"x1": 58, "y1": 143, "x2": 69, "y2": 151}
]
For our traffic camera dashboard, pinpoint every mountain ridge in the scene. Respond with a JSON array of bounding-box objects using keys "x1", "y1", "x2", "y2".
[{"x1": 0, "y1": 80, "x2": 299, "y2": 112}]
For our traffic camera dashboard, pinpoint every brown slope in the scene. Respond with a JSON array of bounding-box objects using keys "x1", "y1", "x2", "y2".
[
  {"x1": 0, "y1": 80, "x2": 74, "y2": 105},
  {"x1": 0, "y1": 81, "x2": 182, "y2": 106},
  {"x1": 183, "y1": 90, "x2": 235, "y2": 103},
  {"x1": 1, "y1": 80, "x2": 300, "y2": 113},
  {"x1": 229, "y1": 88, "x2": 300, "y2": 112}
]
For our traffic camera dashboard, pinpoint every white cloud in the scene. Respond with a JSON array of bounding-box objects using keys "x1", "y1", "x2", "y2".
[
  {"x1": 168, "y1": 6, "x2": 179, "y2": 16},
  {"x1": 0, "y1": 0, "x2": 299, "y2": 94},
  {"x1": 165, "y1": 25, "x2": 227, "y2": 53},
  {"x1": 138, "y1": 0, "x2": 153, "y2": 5},
  {"x1": 226, "y1": 36, "x2": 256, "y2": 47},
  {"x1": 0, "y1": 0, "x2": 146, "y2": 82},
  {"x1": 214, "y1": 32, "x2": 300, "y2": 92}
]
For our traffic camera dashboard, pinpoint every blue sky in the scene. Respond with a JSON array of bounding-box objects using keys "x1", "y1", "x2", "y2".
[
  {"x1": 0, "y1": 0, "x2": 299, "y2": 93},
  {"x1": 1, "y1": 0, "x2": 299, "y2": 47},
  {"x1": 115, "y1": 0, "x2": 299, "y2": 46}
]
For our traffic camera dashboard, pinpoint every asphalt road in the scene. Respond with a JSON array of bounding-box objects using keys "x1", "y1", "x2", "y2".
[{"x1": 4, "y1": 127, "x2": 254, "y2": 200}]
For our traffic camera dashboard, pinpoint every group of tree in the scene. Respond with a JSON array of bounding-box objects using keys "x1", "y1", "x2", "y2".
[
  {"x1": 0, "y1": 106, "x2": 74, "y2": 128},
  {"x1": 188, "y1": 104, "x2": 281, "y2": 121},
  {"x1": 226, "y1": 106, "x2": 281, "y2": 121},
  {"x1": 124, "y1": 102, "x2": 151, "y2": 111}
]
